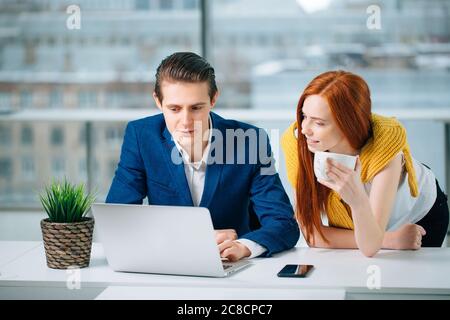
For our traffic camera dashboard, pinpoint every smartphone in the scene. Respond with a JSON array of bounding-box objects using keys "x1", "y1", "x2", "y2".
[{"x1": 277, "y1": 264, "x2": 314, "y2": 278}]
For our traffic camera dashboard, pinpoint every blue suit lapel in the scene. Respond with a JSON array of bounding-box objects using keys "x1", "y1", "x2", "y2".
[
  {"x1": 199, "y1": 160, "x2": 223, "y2": 208},
  {"x1": 161, "y1": 127, "x2": 193, "y2": 206},
  {"x1": 199, "y1": 113, "x2": 224, "y2": 208}
]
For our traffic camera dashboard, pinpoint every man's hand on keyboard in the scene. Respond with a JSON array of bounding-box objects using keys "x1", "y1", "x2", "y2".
[
  {"x1": 218, "y1": 239, "x2": 251, "y2": 262},
  {"x1": 215, "y1": 229, "x2": 238, "y2": 245}
]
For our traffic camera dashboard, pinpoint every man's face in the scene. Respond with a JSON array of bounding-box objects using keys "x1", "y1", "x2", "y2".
[
  {"x1": 153, "y1": 80, "x2": 218, "y2": 151},
  {"x1": 301, "y1": 94, "x2": 348, "y2": 154}
]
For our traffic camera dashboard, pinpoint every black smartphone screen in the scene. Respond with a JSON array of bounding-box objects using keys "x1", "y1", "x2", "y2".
[{"x1": 277, "y1": 264, "x2": 314, "y2": 278}]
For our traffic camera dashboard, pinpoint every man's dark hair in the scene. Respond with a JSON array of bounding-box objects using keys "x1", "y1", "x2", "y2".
[{"x1": 154, "y1": 52, "x2": 218, "y2": 102}]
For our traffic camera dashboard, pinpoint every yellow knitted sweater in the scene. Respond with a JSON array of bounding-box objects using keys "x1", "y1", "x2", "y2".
[{"x1": 281, "y1": 113, "x2": 419, "y2": 230}]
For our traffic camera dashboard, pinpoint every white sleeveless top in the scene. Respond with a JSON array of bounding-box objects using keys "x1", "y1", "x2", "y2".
[{"x1": 363, "y1": 154, "x2": 437, "y2": 231}]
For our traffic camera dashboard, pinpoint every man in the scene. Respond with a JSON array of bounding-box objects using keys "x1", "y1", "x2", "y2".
[{"x1": 106, "y1": 52, "x2": 299, "y2": 261}]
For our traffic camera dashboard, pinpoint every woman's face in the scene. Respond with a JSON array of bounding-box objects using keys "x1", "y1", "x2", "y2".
[{"x1": 301, "y1": 94, "x2": 354, "y2": 154}]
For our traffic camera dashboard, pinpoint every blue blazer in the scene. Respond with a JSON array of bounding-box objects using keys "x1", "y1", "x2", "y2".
[{"x1": 106, "y1": 112, "x2": 299, "y2": 256}]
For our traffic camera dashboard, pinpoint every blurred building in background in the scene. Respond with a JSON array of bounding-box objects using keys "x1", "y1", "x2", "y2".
[{"x1": 0, "y1": 0, "x2": 449, "y2": 206}]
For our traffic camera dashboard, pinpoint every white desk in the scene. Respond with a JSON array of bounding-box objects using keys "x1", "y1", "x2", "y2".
[
  {"x1": 1, "y1": 241, "x2": 450, "y2": 300},
  {"x1": 0, "y1": 241, "x2": 41, "y2": 268},
  {"x1": 95, "y1": 286, "x2": 346, "y2": 300}
]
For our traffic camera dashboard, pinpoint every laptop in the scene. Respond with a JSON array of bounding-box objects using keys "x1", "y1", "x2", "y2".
[{"x1": 91, "y1": 203, "x2": 251, "y2": 277}]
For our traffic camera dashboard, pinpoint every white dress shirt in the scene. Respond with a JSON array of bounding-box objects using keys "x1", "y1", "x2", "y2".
[{"x1": 173, "y1": 116, "x2": 267, "y2": 259}]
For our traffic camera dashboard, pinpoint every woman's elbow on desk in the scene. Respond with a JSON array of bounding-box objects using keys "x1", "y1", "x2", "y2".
[
  {"x1": 356, "y1": 237, "x2": 383, "y2": 257},
  {"x1": 305, "y1": 226, "x2": 383, "y2": 257},
  {"x1": 359, "y1": 246, "x2": 381, "y2": 258},
  {"x1": 304, "y1": 232, "x2": 332, "y2": 249},
  {"x1": 310, "y1": 238, "x2": 381, "y2": 257}
]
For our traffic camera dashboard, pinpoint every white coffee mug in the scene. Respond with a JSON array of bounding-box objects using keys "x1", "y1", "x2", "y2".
[{"x1": 313, "y1": 151, "x2": 357, "y2": 181}]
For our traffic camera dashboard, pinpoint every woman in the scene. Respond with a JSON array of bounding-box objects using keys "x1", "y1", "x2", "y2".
[{"x1": 281, "y1": 70, "x2": 449, "y2": 257}]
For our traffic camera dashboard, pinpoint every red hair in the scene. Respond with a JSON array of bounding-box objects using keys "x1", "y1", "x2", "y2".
[{"x1": 295, "y1": 71, "x2": 372, "y2": 244}]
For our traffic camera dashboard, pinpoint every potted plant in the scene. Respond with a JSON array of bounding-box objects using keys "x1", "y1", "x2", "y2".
[{"x1": 39, "y1": 179, "x2": 95, "y2": 269}]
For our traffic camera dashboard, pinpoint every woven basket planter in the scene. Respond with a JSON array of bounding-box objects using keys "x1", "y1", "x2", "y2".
[{"x1": 41, "y1": 217, "x2": 94, "y2": 269}]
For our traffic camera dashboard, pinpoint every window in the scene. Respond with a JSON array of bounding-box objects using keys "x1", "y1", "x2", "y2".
[
  {"x1": 107, "y1": 91, "x2": 131, "y2": 108},
  {"x1": 104, "y1": 125, "x2": 124, "y2": 152},
  {"x1": 63, "y1": 52, "x2": 73, "y2": 72},
  {"x1": 0, "y1": 158, "x2": 12, "y2": 179},
  {"x1": 20, "y1": 90, "x2": 32, "y2": 109},
  {"x1": 0, "y1": 92, "x2": 11, "y2": 111},
  {"x1": 50, "y1": 127, "x2": 64, "y2": 146},
  {"x1": 183, "y1": 0, "x2": 198, "y2": 10},
  {"x1": 0, "y1": 125, "x2": 12, "y2": 146},
  {"x1": 21, "y1": 126, "x2": 33, "y2": 145},
  {"x1": 79, "y1": 159, "x2": 87, "y2": 180},
  {"x1": 51, "y1": 157, "x2": 65, "y2": 178},
  {"x1": 21, "y1": 156, "x2": 35, "y2": 180},
  {"x1": 49, "y1": 89, "x2": 62, "y2": 108},
  {"x1": 109, "y1": 160, "x2": 117, "y2": 178},
  {"x1": 105, "y1": 125, "x2": 124, "y2": 146},
  {"x1": 78, "y1": 91, "x2": 98, "y2": 109},
  {"x1": 47, "y1": 36, "x2": 55, "y2": 47},
  {"x1": 160, "y1": 0, "x2": 174, "y2": 10},
  {"x1": 79, "y1": 126, "x2": 86, "y2": 145},
  {"x1": 0, "y1": 1, "x2": 200, "y2": 206},
  {"x1": 135, "y1": 0, "x2": 150, "y2": 10},
  {"x1": 210, "y1": 0, "x2": 450, "y2": 110},
  {"x1": 24, "y1": 41, "x2": 36, "y2": 65}
]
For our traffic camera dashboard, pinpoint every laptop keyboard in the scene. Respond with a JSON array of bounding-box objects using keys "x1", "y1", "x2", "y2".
[{"x1": 222, "y1": 264, "x2": 233, "y2": 270}]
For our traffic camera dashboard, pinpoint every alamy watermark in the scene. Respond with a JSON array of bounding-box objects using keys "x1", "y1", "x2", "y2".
[
  {"x1": 66, "y1": 266, "x2": 81, "y2": 290},
  {"x1": 366, "y1": 265, "x2": 381, "y2": 290},
  {"x1": 66, "y1": 5, "x2": 81, "y2": 30},
  {"x1": 366, "y1": 5, "x2": 381, "y2": 30},
  {"x1": 169, "y1": 122, "x2": 279, "y2": 176}
]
